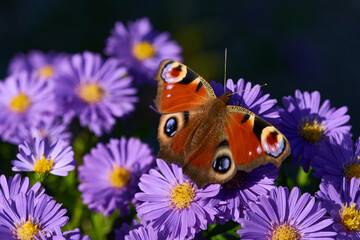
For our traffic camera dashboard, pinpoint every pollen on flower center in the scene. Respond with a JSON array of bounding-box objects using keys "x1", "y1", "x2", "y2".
[
  {"x1": 34, "y1": 154, "x2": 54, "y2": 174},
  {"x1": 78, "y1": 83, "x2": 105, "y2": 104},
  {"x1": 14, "y1": 219, "x2": 41, "y2": 240},
  {"x1": 270, "y1": 223, "x2": 301, "y2": 240},
  {"x1": 109, "y1": 165, "x2": 131, "y2": 188},
  {"x1": 10, "y1": 93, "x2": 31, "y2": 113},
  {"x1": 170, "y1": 181, "x2": 195, "y2": 209},
  {"x1": 299, "y1": 119, "x2": 325, "y2": 144},
  {"x1": 341, "y1": 203, "x2": 360, "y2": 230},
  {"x1": 345, "y1": 161, "x2": 360, "y2": 181},
  {"x1": 133, "y1": 41, "x2": 156, "y2": 61},
  {"x1": 37, "y1": 65, "x2": 55, "y2": 79}
]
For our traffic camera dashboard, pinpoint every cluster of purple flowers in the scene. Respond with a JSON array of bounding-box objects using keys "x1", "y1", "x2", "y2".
[
  {"x1": 1, "y1": 16, "x2": 360, "y2": 239},
  {"x1": 0, "y1": 174, "x2": 89, "y2": 239}
]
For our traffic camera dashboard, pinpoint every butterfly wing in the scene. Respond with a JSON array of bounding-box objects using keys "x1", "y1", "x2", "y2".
[
  {"x1": 155, "y1": 59, "x2": 222, "y2": 186},
  {"x1": 154, "y1": 59, "x2": 216, "y2": 113},
  {"x1": 224, "y1": 106, "x2": 290, "y2": 172}
]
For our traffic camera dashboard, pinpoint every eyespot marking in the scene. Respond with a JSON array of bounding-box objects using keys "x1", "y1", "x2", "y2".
[
  {"x1": 164, "y1": 117, "x2": 177, "y2": 137},
  {"x1": 213, "y1": 156, "x2": 231, "y2": 173},
  {"x1": 261, "y1": 127, "x2": 286, "y2": 157},
  {"x1": 161, "y1": 61, "x2": 186, "y2": 83}
]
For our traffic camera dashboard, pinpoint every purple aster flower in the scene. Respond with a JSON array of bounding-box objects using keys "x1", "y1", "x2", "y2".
[
  {"x1": 0, "y1": 191, "x2": 68, "y2": 239},
  {"x1": 125, "y1": 225, "x2": 160, "y2": 240},
  {"x1": 8, "y1": 50, "x2": 69, "y2": 81},
  {"x1": 115, "y1": 220, "x2": 141, "y2": 240},
  {"x1": 278, "y1": 90, "x2": 351, "y2": 172},
  {"x1": 55, "y1": 51, "x2": 138, "y2": 136},
  {"x1": 312, "y1": 133, "x2": 360, "y2": 187},
  {"x1": 38, "y1": 227, "x2": 90, "y2": 240},
  {"x1": 0, "y1": 71, "x2": 57, "y2": 144},
  {"x1": 214, "y1": 163, "x2": 278, "y2": 224},
  {"x1": 78, "y1": 137, "x2": 154, "y2": 216},
  {"x1": 135, "y1": 159, "x2": 220, "y2": 240},
  {"x1": 316, "y1": 177, "x2": 360, "y2": 239},
  {"x1": 17, "y1": 119, "x2": 72, "y2": 146},
  {"x1": 210, "y1": 78, "x2": 279, "y2": 123},
  {"x1": 12, "y1": 135, "x2": 76, "y2": 177},
  {"x1": 104, "y1": 17, "x2": 182, "y2": 85},
  {"x1": 115, "y1": 220, "x2": 162, "y2": 240},
  {"x1": 0, "y1": 174, "x2": 44, "y2": 201},
  {"x1": 238, "y1": 186, "x2": 336, "y2": 239}
]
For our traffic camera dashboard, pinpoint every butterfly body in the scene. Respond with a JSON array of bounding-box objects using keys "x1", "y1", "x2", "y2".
[{"x1": 155, "y1": 59, "x2": 290, "y2": 188}]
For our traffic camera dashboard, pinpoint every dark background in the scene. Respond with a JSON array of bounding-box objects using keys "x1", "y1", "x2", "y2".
[{"x1": 1, "y1": 0, "x2": 360, "y2": 135}]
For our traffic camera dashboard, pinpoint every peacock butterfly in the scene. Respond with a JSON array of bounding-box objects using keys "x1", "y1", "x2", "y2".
[{"x1": 154, "y1": 59, "x2": 290, "y2": 188}]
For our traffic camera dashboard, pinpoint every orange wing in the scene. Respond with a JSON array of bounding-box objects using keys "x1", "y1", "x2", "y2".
[
  {"x1": 154, "y1": 59, "x2": 216, "y2": 113},
  {"x1": 224, "y1": 106, "x2": 290, "y2": 171}
]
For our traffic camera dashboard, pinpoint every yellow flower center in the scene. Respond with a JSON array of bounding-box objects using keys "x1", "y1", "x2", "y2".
[
  {"x1": 299, "y1": 119, "x2": 325, "y2": 144},
  {"x1": 109, "y1": 165, "x2": 131, "y2": 188},
  {"x1": 10, "y1": 93, "x2": 31, "y2": 113},
  {"x1": 270, "y1": 223, "x2": 301, "y2": 240},
  {"x1": 34, "y1": 154, "x2": 54, "y2": 174},
  {"x1": 170, "y1": 181, "x2": 195, "y2": 209},
  {"x1": 341, "y1": 203, "x2": 360, "y2": 230},
  {"x1": 14, "y1": 218, "x2": 41, "y2": 240},
  {"x1": 133, "y1": 41, "x2": 156, "y2": 60},
  {"x1": 345, "y1": 161, "x2": 360, "y2": 181},
  {"x1": 37, "y1": 65, "x2": 55, "y2": 79},
  {"x1": 78, "y1": 83, "x2": 104, "y2": 104}
]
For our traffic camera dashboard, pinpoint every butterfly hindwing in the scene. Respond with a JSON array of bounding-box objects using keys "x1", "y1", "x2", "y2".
[
  {"x1": 154, "y1": 59, "x2": 216, "y2": 113},
  {"x1": 224, "y1": 106, "x2": 290, "y2": 171}
]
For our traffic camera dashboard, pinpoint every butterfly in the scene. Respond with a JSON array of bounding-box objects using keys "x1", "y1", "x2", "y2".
[{"x1": 154, "y1": 59, "x2": 290, "y2": 188}]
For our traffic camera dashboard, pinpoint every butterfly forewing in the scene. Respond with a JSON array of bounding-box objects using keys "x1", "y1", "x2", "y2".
[{"x1": 154, "y1": 59, "x2": 216, "y2": 113}]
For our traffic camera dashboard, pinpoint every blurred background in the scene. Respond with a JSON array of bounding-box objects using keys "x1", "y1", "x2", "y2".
[{"x1": 1, "y1": 1, "x2": 360, "y2": 135}]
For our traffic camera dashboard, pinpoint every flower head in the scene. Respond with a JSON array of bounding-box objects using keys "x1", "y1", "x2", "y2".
[
  {"x1": 105, "y1": 17, "x2": 182, "y2": 85},
  {"x1": 0, "y1": 71, "x2": 57, "y2": 144},
  {"x1": 78, "y1": 137, "x2": 154, "y2": 216},
  {"x1": 0, "y1": 191, "x2": 68, "y2": 239},
  {"x1": 0, "y1": 174, "x2": 44, "y2": 201},
  {"x1": 17, "y1": 119, "x2": 72, "y2": 147},
  {"x1": 8, "y1": 50, "x2": 68, "y2": 81},
  {"x1": 312, "y1": 133, "x2": 360, "y2": 187},
  {"x1": 210, "y1": 78, "x2": 279, "y2": 122},
  {"x1": 316, "y1": 177, "x2": 360, "y2": 239},
  {"x1": 125, "y1": 225, "x2": 160, "y2": 240},
  {"x1": 238, "y1": 186, "x2": 336, "y2": 239},
  {"x1": 115, "y1": 220, "x2": 141, "y2": 240},
  {"x1": 135, "y1": 159, "x2": 220, "y2": 240},
  {"x1": 38, "y1": 227, "x2": 90, "y2": 240},
  {"x1": 214, "y1": 163, "x2": 278, "y2": 224},
  {"x1": 55, "y1": 51, "x2": 138, "y2": 136},
  {"x1": 12, "y1": 135, "x2": 76, "y2": 177},
  {"x1": 278, "y1": 90, "x2": 351, "y2": 172},
  {"x1": 115, "y1": 220, "x2": 161, "y2": 240}
]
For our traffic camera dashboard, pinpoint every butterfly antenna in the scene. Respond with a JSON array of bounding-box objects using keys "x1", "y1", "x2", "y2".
[
  {"x1": 224, "y1": 48, "x2": 227, "y2": 93},
  {"x1": 229, "y1": 83, "x2": 268, "y2": 96}
]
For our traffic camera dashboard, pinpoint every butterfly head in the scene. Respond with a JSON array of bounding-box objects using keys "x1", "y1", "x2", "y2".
[{"x1": 219, "y1": 91, "x2": 233, "y2": 105}]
